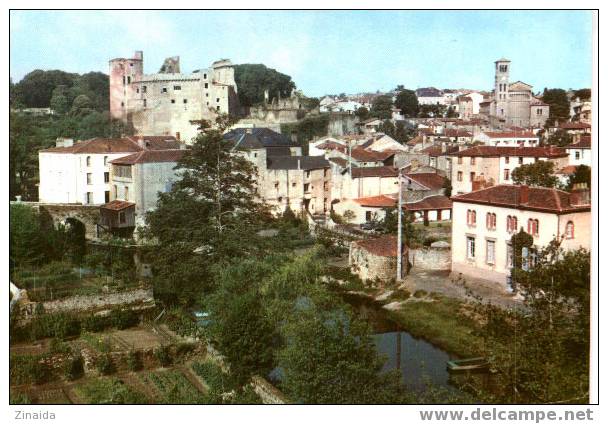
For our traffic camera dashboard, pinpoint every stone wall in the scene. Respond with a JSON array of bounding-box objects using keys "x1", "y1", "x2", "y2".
[
  {"x1": 250, "y1": 376, "x2": 289, "y2": 404},
  {"x1": 350, "y1": 242, "x2": 398, "y2": 282},
  {"x1": 37, "y1": 203, "x2": 101, "y2": 239},
  {"x1": 41, "y1": 288, "x2": 154, "y2": 314},
  {"x1": 409, "y1": 244, "x2": 451, "y2": 271}
]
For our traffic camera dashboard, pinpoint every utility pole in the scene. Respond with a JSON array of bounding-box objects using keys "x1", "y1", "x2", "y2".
[{"x1": 397, "y1": 167, "x2": 404, "y2": 281}]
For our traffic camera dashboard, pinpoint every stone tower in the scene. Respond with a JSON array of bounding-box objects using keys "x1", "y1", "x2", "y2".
[
  {"x1": 109, "y1": 51, "x2": 144, "y2": 120},
  {"x1": 494, "y1": 58, "x2": 511, "y2": 119}
]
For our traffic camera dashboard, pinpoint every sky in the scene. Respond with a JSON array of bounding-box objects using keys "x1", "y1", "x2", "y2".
[{"x1": 9, "y1": 10, "x2": 593, "y2": 97}]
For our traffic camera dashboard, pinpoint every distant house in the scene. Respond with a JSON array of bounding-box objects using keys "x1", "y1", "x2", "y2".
[
  {"x1": 451, "y1": 185, "x2": 590, "y2": 288},
  {"x1": 564, "y1": 135, "x2": 591, "y2": 168},
  {"x1": 350, "y1": 234, "x2": 407, "y2": 282},
  {"x1": 475, "y1": 131, "x2": 539, "y2": 147},
  {"x1": 416, "y1": 87, "x2": 445, "y2": 106},
  {"x1": 449, "y1": 146, "x2": 569, "y2": 195}
]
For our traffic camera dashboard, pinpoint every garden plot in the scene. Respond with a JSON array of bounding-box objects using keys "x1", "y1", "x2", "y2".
[{"x1": 137, "y1": 369, "x2": 206, "y2": 404}]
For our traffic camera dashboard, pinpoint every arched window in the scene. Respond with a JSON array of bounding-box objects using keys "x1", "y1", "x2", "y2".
[
  {"x1": 86, "y1": 156, "x2": 91, "y2": 167},
  {"x1": 486, "y1": 212, "x2": 496, "y2": 230},
  {"x1": 467, "y1": 209, "x2": 476, "y2": 226},
  {"x1": 565, "y1": 221, "x2": 574, "y2": 239},
  {"x1": 527, "y1": 218, "x2": 539, "y2": 236}
]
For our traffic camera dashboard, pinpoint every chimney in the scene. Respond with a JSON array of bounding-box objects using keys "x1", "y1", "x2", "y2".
[
  {"x1": 520, "y1": 185, "x2": 529, "y2": 204},
  {"x1": 134, "y1": 50, "x2": 143, "y2": 60}
]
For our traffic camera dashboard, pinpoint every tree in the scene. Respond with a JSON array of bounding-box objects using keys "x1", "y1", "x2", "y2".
[
  {"x1": 566, "y1": 165, "x2": 591, "y2": 190},
  {"x1": 394, "y1": 89, "x2": 419, "y2": 117},
  {"x1": 233, "y1": 64, "x2": 296, "y2": 107},
  {"x1": 50, "y1": 85, "x2": 70, "y2": 115},
  {"x1": 546, "y1": 129, "x2": 573, "y2": 147},
  {"x1": 446, "y1": 106, "x2": 458, "y2": 118},
  {"x1": 10, "y1": 204, "x2": 47, "y2": 269},
  {"x1": 472, "y1": 241, "x2": 590, "y2": 403},
  {"x1": 370, "y1": 95, "x2": 393, "y2": 120},
  {"x1": 418, "y1": 104, "x2": 446, "y2": 118},
  {"x1": 277, "y1": 306, "x2": 406, "y2": 404},
  {"x1": 542, "y1": 88, "x2": 570, "y2": 124},
  {"x1": 70, "y1": 94, "x2": 94, "y2": 116},
  {"x1": 511, "y1": 161, "x2": 559, "y2": 188},
  {"x1": 355, "y1": 106, "x2": 370, "y2": 121},
  {"x1": 12, "y1": 69, "x2": 76, "y2": 108},
  {"x1": 143, "y1": 115, "x2": 269, "y2": 305},
  {"x1": 573, "y1": 88, "x2": 591, "y2": 101}
]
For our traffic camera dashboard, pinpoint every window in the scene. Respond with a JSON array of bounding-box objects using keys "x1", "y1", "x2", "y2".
[
  {"x1": 174, "y1": 85, "x2": 181, "y2": 90},
  {"x1": 127, "y1": 76, "x2": 131, "y2": 84},
  {"x1": 113, "y1": 185, "x2": 117, "y2": 199},
  {"x1": 216, "y1": 98, "x2": 220, "y2": 102},
  {"x1": 292, "y1": 182, "x2": 296, "y2": 187},
  {"x1": 527, "y1": 218, "x2": 539, "y2": 236},
  {"x1": 505, "y1": 156, "x2": 510, "y2": 164},
  {"x1": 171, "y1": 99, "x2": 175, "y2": 104},
  {"x1": 162, "y1": 87, "x2": 167, "y2": 93},
  {"x1": 203, "y1": 73, "x2": 207, "y2": 79},
  {"x1": 183, "y1": 99, "x2": 188, "y2": 104},
  {"x1": 121, "y1": 102, "x2": 124, "y2": 107},
  {"x1": 142, "y1": 86, "x2": 147, "y2": 93},
  {"x1": 104, "y1": 156, "x2": 108, "y2": 166},
  {"x1": 143, "y1": 99, "x2": 147, "y2": 108},
  {"x1": 365, "y1": 211, "x2": 373, "y2": 222},
  {"x1": 486, "y1": 240, "x2": 496, "y2": 265},
  {"x1": 537, "y1": 108, "x2": 543, "y2": 116},
  {"x1": 470, "y1": 172, "x2": 476, "y2": 182},
  {"x1": 86, "y1": 156, "x2": 92, "y2": 167},
  {"x1": 216, "y1": 105, "x2": 220, "y2": 111},
  {"x1": 467, "y1": 209, "x2": 477, "y2": 226},
  {"x1": 470, "y1": 157, "x2": 476, "y2": 165},
  {"x1": 324, "y1": 181, "x2": 328, "y2": 190},
  {"x1": 104, "y1": 191, "x2": 110, "y2": 203},
  {"x1": 104, "y1": 172, "x2": 110, "y2": 183},
  {"x1": 518, "y1": 157, "x2": 523, "y2": 164},
  {"x1": 506, "y1": 243, "x2": 514, "y2": 268},
  {"x1": 119, "y1": 211, "x2": 126, "y2": 224},
  {"x1": 274, "y1": 182, "x2": 279, "y2": 189},
  {"x1": 86, "y1": 192, "x2": 93, "y2": 204},
  {"x1": 204, "y1": 83, "x2": 209, "y2": 89},
  {"x1": 457, "y1": 171, "x2": 463, "y2": 182},
  {"x1": 486, "y1": 212, "x2": 496, "y2": 230},
  {"x1": 507, "y1": 215, "x2": 518, "y2": 233},
  {"x1": 87, "y1": 173, "x2": 92, "y2": 185},
  {"x1": 304, "y1": 183, "x2": 310, "y2": 192},
  {"x1": 136, "y1": 88, "x2": 139, "y2": 94},
  {"x1": 504, "y1": 169, "x2": 510, "y2": 181},
  {"x1": 467, "y1": 236, "x2": 476, "y2": 259},
  {"x1": 457, "y1": 157, "x2": 463, "y2": 164},
  {"x1": 113, "y1": 165, "x2": 132, "y2": 178},
  {"x1": 575, "y1": 151, "x2": 580, "y2": 160},
  {"x1": 565, "y1": 221, "x2": 575, "y2": 239},
  {"x1": 122, "y1": 76, "x2": 126, "y2": 85},
  {"x1": 305, "y1": 170, "x2": 311, "y2": 178},
  {"x1": 124, "y1": 186, "x2": 129, "y2": 201}
]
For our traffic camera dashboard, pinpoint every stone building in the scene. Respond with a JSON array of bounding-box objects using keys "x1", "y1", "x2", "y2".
[
  {"x1": 350, "y1": 235, "x2": 407, "y2": 282},
  {"x1": 109, "y1": 51, "x2": 239, "y2": 144},
  {"x1": 483, "y1": 58, "x2": 550, "y2": 128},
  {"x1": 451, "y1": 185, "x2": 590, "y2": 288}
]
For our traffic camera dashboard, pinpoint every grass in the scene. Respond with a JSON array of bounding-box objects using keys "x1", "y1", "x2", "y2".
[
  {"x1": 138, "y1": 369, "x2": 205, "y2": 404},
  {"x1": 73, "y1": 377, "x2": 147, "y2": 404},
  {"x1": 386, "y1": 295, "x2": 485, "y2": 358}
]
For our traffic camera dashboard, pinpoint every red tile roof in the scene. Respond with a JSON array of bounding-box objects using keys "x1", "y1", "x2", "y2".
[
  {"x1": 110, "y1": 149, "x2": 186, "y2": 165},
  {"x1": 404, "y1": 173, "x2": 446, "y2": 190},
  {"x1": 566, "y1": 137, "x2": 591, "y2": 149},
  {"x1": 556, "y1": 165, "x2": 578, "y2": 175},
  {"x1": 100, "y1": 200, "x2": 135, "y2": 211},
  {"x1": 483, "y1": 131, "x2": 537, "y2": 139},
  {"x1": 444, "y1": 129, "x2": 472, "y2": 138},
  {"x1": 419, "y1": 144, "x2": 460, "y2": 156},
  {"x1": 559, "y1": 122, "x2": 591, "y2": 130},
  {"x1": 449, "y1": 146, "x2": 567, "y2": 158},
  {"x1": 354, "y1": 234, "x2": 401, "y2": 257},
  {"x1": 354, "y1": 194, "x2": 397, "y2": 208},
  {"x1": 403, "y1": 195, "x2": 452, "y2": 211},
  {"x1": 350, "y1": 148, "x2": 396, "y2": 162},
  {"x1": 452, "y1": 185, "x2": 590, "y2": 214},
  {"x1": 351, "y1": 166, "x2": 398, "y2": 178},
  {"x1": 407, "y1": 135, "x2": 424, "y2": 145},
  {"x1": 328, "y1": 157, "x2": 348, "y2": 168},
  {"x1": 40, "y1": 136, "x2": 180, "y2": 154}
]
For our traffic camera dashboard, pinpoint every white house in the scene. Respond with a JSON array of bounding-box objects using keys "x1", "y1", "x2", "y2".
[
  {"x1": 565, "y1": 136, "x2": 592, "y2": 167},
  {"x1": 474, "y1": 131, "x2": 540, "y2": 147},
  {"x1": 38, "y1": 136, "x2": 180, "y2": 205},
  {"x1": 451, "y1": 184, "x2": 591, "y2": 289}
]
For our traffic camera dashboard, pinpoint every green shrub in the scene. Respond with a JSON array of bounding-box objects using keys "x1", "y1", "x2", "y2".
[
  {"x1": 413, "y1": 289, "x2": 428, "y2": 298},
  {"x1": 10, "y1": 391, "x2": 32, "y2": 405},
  {"x1": 154, "y1": 345, "x2": 172, "y2": 367},
  {"x1": 96, "y1": 353, "x2": 115, "y2": 375},
  {"x1": 126, "y1": 350, "x2": 143, "y2": 371},
  {"x1": 75, "y1": 377, "x2": 147, "y2": 404},
  {"x1": 109, "y1": 308, "x2": 139, "y2": 330},
  {"x1": 81, "y1": 314, "x2": 110, "y2": 333},
  {"x1": 48, "y1": 337, "x2": 70, "y2": 354},
  {"x1": 64, "y1": 354, "x2": 85, "y2": 380},
  {"x1": 192, "y1": 361, "x2": 237, "y2": 392},
  {"x1": 10, "y1": 354, "x2": 52, "y2": 385},
  {"x1": 174, "y1": 341, "x2": 196, "y2": 357}
]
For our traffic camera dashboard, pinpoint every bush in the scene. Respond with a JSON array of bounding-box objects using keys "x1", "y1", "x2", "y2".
[
  {"x1": 96, "y1": 353, "x2": 115, "y2": 375},
  {"x1": 192, "y1": 361, "x2": 237, "y2": 392},
  {"x1": 10, "y1": 354, "x2": 52, "y2": 385},
  {"x1": 154, "y1": 345, "x2": 172, "y2": 367},
  {"x1": 174, "y1": 341, "x2": 196, "y2": 357},
  {"x1": 64, "y1": 354, "x2": 85, "y2": 380},
  {"x1": 81, "y1": 314, "x2": 110, "y2": 333},
  {"x1": 49, "y1": 337, "x2": 70, "y2": 354},
  {"x1": 126, "y1": 350, "x2": 143, "y2": 371},
  {"x1": 109, "y1": 308, "x2": 139, "y2": 330},
  {"x1": 413, "y1": 290, "x2": 428, "y2": 298},
  {"x1": 10, "y1": 391, "x2": 32, "y2": 404}
]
